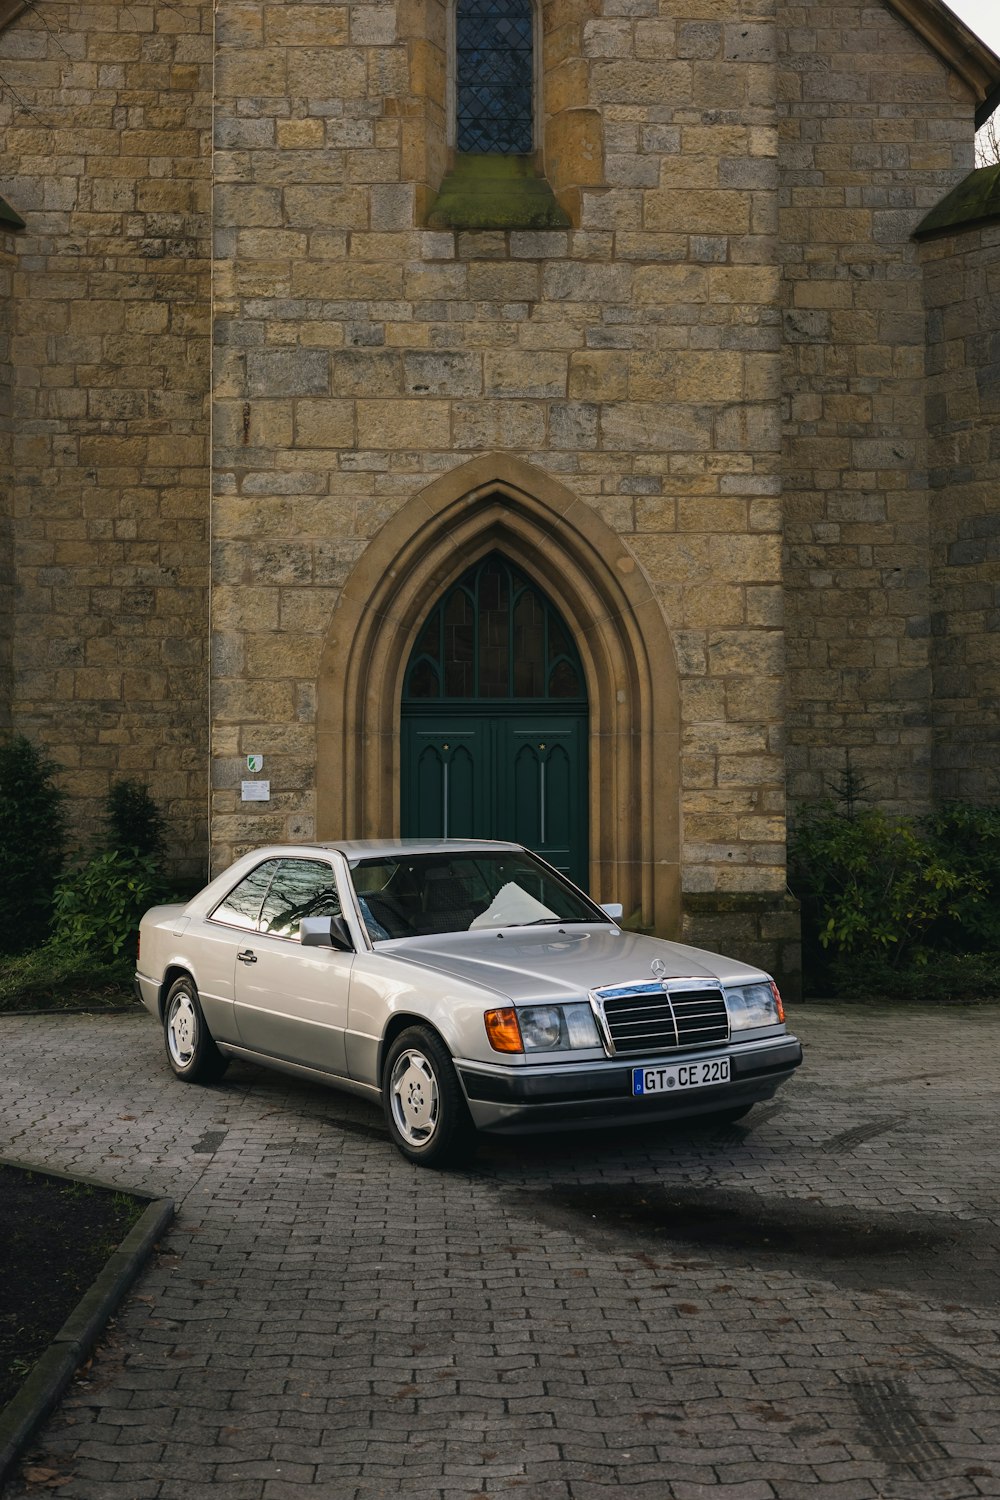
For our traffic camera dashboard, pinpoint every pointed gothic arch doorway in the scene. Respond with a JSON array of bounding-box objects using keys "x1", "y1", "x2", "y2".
[
  {"x1": 316, "y1": 454, "x2": 681, "y2": 936},
  {"x1": 400, "y1": 553, "x2": 588, "y2": 886}
]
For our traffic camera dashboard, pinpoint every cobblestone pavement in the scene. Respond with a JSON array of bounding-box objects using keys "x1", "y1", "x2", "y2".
[{"x1": 2, "y1": 1002, "x2": 999, "y2": 1499}]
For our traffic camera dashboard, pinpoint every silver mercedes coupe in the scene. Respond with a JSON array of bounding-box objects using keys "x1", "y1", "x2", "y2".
[{"x1": 136, "y1": 840, "x2": 802, "y2": 1166}]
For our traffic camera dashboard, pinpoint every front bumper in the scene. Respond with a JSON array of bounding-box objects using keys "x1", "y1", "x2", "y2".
[{"x1": 457, "y1": 1033, "x2": 802, "y2": 1133}]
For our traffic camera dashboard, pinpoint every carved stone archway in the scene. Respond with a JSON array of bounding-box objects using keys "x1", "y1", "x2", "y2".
[{"x1": 316, "y1": 454, "x2": 681, "y2": 934}]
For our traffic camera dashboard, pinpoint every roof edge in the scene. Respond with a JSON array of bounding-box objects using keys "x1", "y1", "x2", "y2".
[
  {"x1": 0, "y1": 195, "x2": 25, "y2": 229},
  {"x1": 0, "y1": 0, "x2": 27, "y2": 33},
  {"x1": 913, "y1": 162, "x2": 1000, "y2": 238},
  {"x1": 884, "y1": 0, "x2": 1000, "y2": 124},
  {"x1": 0, "y1": 0, "x2": 996, "y2": 124}
]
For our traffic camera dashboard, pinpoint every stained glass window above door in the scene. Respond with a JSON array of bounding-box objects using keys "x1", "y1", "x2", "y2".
[
  {"x1": 404, "y1": 555, "x2": 585, "y2": 702},
  {"x1": 455, "y1": 0, "x2": 534, "y2": 154}
]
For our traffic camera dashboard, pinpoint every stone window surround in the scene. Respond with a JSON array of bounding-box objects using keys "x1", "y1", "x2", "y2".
[
  {"x1": 400, "y1": 0, "x2": 603, "y2": 224},
  {"x1": 316, "y1": 454, "x2": 681, "y2": 937}
]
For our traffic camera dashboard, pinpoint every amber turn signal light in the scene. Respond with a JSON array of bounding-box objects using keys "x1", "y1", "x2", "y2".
[
  {"x1": 484, "y1": 1007, "x2": 523, "y2": 1053},
  {"x1": 769, "y1": 981, "x2": 785, "y2": 1023}
]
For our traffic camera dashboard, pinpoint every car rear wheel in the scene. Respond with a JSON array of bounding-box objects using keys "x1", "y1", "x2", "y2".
[
  {"x1": 164, "y1": 976, "x2": 228, "y2": 1084},
  {"x1": 382, "y1": 1026, "x2": 474, "y2": 1168}
]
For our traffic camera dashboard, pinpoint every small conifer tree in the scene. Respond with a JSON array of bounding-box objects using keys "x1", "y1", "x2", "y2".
[
  {"x1": 104, "y1": 778, "x2": 166, "y2": 859},
  {"x1": 0, "y1": 734, "x2": 67, "y2": 953}
]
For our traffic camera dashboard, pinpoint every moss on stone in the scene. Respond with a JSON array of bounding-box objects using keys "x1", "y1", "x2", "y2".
[
  {"x1": 426, "y1": 154, "x2": 571, "y2": 231},
  {"x1": 913, "y1": 164, "x2": 1000, "y2": 239}
]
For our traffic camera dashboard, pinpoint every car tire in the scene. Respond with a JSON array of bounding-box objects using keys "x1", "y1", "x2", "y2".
[
  {"x1": 382, "y1": 1026, "x2": 475, "y2": 1168},
  {"x1": 163, "y1": 976, "x2": 229, "y2": 1085}
]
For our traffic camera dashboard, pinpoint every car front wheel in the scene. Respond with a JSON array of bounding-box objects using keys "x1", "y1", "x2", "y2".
[
  {"x1": 382, "y1": 1026, "x2": 474, "y2": 1168},
  {"x1": 164, "y1": 976, "x2": 228, "y2": 1084}
]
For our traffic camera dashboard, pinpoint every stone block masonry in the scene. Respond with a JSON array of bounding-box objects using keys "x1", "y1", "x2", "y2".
[
  {"x1": 0, "y1": 227, "x2": 15, "y2": 730},
  {"x1": 0, "y1": 0, "x2": 213, "y2": 876},
  {"x1": 212, "y1": 0, "x2": 790, "y2": 922},
  {"x1": 778, "y1": 0, "x2": 979, "y2": 817},
  {"x1": 0, "y1": 0, "x2": 994, "y2": 981},
  {"x1": 920, "y1": 220, "x2": 1000, "y2": 804}
]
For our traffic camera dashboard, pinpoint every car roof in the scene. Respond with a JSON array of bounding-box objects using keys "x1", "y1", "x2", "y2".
[{"x1": 255, "y1": 839, "x2": 525, "y2": 860}]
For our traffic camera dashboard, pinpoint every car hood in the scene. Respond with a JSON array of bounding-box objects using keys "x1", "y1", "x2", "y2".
[{"x1": 377, "y1": 926, "x2": 768, "y2": 1003}]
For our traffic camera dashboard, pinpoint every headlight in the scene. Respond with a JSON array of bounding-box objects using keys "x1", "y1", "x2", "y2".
[
  {"x1": 484, "y1": 1002, "x2": 601, "y2": 1053},
  {"x1": 725, "y1": 980, "x2": 784, "y2": 1031}
]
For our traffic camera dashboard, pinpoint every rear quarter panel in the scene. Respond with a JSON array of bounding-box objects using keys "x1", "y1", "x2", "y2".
[{"x1": 139, "y1": 909, "x2": 241, "y2": 1044}]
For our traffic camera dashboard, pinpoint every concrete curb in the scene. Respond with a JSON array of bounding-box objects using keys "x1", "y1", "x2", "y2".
[{"x1": 0, "y1": 1159, "x2": 174, "y2": 1491}]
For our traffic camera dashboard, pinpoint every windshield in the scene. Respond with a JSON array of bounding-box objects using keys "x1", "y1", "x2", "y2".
[{"x1": 348, "y1": 850, "x2": 606, "y2": 942}]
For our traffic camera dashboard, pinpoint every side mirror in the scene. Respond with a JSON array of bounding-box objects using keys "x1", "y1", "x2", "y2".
[
  {"x1": 300, "y1": 915, "x2": 354, "y2": 952},
  {"x1": 600, "y1": 903, "x2": 623, "y2": 921}
]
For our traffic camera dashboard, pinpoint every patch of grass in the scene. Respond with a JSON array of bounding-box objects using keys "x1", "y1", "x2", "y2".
[
  {"x1": 0, "y1": 947, "x2": 134, "y2": 1013},
  {"x1": 0, "y1": 1164, "x2": 146, "y2": 1411}
]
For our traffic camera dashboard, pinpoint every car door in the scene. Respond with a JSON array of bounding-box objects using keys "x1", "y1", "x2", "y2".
[
  {"x1": 198, "y1": 857, "x2": 284, "y2": 1042},
  {"x1": 232, "y1": 857, "x2": 352, "y2": 1075}
]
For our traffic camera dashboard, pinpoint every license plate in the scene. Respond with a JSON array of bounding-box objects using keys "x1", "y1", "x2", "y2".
[{"x1": 632, "y1": 1057, "x2": 731, "y2": 1095}]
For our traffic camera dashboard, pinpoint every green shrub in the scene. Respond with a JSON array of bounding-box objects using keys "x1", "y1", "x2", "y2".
[
  {"x1": 923, "y1": 803, "x2": 1000, "y2": 952},
  {"x1": 103, "y1": 778, "x2": 166, "y2": 860},
  {"x1": 50, "y1": 780, "x2": 174, "y2": 967},
  {"x1": 0, "y1": 735, "x2": 67, "y2": 954},
  {"x1": 50, "y1": 849, "x2": 163, "y2": 965},
  {"x1": 830, "y1": 949, "x2": 1000, "y2": 1004},
  {"x1": 789, "y1": 803, "x2": 985, "y2": 982}
]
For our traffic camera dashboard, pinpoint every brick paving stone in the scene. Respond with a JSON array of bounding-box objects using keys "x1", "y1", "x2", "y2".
[{"x1": 2, "y1": 1005, "x2": 1000, "y2": 1497}]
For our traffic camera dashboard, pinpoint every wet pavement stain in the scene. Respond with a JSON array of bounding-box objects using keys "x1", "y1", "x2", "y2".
[
  {"x1": 506, "y1": 1180, "x2": 1000, "y2": 1306},
  {"x1": 191, "y1": 1128, "x2": 228, "y2": 1155},
  {"x1": 513, "y1": 1181, "x2": 948, "y2": 1258}
]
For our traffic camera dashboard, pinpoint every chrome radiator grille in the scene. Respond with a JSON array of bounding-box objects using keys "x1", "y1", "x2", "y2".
[{"x1": 594, "y1": 981, "x2": 730, "y2": 1055}]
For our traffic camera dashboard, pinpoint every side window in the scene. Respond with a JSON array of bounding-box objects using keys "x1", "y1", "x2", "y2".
[
  {"x1": 259, "y1": 860, "x2": 343, "y2": 942},
  {"x1": 210, "y1": 860, "x2": 281, "y2": 931},
  {"x1": 455, "y1": 0, "x2": 533, "y2": 155}
]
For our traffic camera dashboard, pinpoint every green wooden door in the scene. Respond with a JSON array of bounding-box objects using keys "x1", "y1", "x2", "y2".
[
  {"x1": 401, "y1": 713, "x2": 587, "y2": 884},
  {"x1": 403, "y1": 721, "x2": 490, "y2": 841},
  {"x1": 400, "y1": 555, "x2": 589, "y2": 889},
  {"x1": 500, "y1": 718, "x2": 585, "y2": 881}
]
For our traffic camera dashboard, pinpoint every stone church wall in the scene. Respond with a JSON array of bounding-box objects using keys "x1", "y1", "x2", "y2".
[
  {"x1": 0, "y1": 0, "x2": 991, "y2": 978},
  {"x1": 920, "y1": 221, "x2": 1000, "y2": 804},
  {"x1": 0, "y1": 0, "x2": 213, "y2": 873},
  {"x1": 778, "y1": 0, "x2": 977, "y2": 817},
  {"x1": 211, "y1": 0, "x2": 791, "y2": 952},
  {"x1": 0, "y1": 227, "x2": 14, "y2": 730}
]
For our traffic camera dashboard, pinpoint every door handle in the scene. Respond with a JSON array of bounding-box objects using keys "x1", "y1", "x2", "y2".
[{"x1": 237, "y1": 949, "x2": 257, "y2": 964}]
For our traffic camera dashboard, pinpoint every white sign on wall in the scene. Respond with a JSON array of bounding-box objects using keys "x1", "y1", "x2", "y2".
[{"x1": 241, "y1": 780, "x2": 270, "y2": 802}]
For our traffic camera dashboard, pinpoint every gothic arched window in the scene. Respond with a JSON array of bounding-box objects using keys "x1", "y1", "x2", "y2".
[
  {"x1": 404, "y1": 555, "x2": 585, "y2": 702},
  {"x1": 454, "y1": 0, "x2": 534, "y2": 155}
]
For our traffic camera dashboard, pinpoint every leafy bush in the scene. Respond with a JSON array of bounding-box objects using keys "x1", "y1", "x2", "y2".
[
  {"x1": 790, "y1": 782, "x2": 1000, "y2": 1000},
  {"x1": 0, "y1": 735, "x2": 67, "y2": 954},
  {"x1": 103, "y1": 778, "x2": 166, "y2": 860},
  {"x1": 51, "y1": 780, "x2": 172, "y2": 967},
  {"x1": 830, "y1": 949, "x2": 1000, "y2": 1005},
  {"x1": 923, "y1": 803, "x2": 1000, "y2": 953},
  {"x1": 791, "y1": 804, "x2": 982, "y2": 969},
  {"x1": 50, "y1": 849, "x2": 163, "y2": 965}
]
